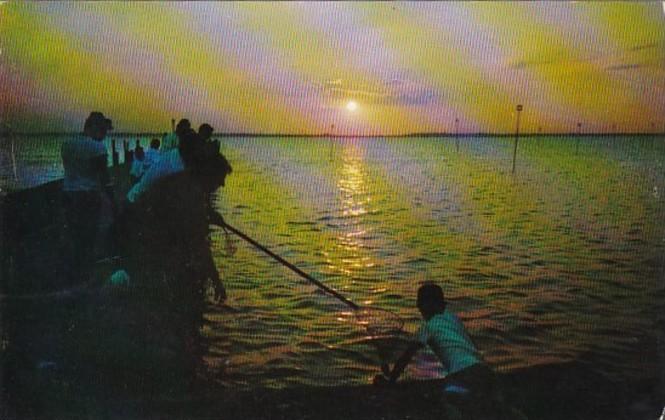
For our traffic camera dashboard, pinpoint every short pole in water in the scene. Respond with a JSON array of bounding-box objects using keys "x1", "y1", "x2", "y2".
[
  {"x1": 576, "y1": 122, "x2": 581, "y2": 153},
  {"x1": 512, "y1": 104, "x2": 523, "y2": 174},
  {"x1": 455, "y1": 118, "x2": 459, "y2": 152},
  {"x1": 111, "y1": 139, "x2": 119, "y2": 167},
  {"x1": 329, "y1": 124, "x2": 335, "y2": 161},
  {"x1": 10, "y1": 131, "x2": 18, "y2": 181},
  {"x1": 123, "y1": 139, "x2": 132, "y2": 163}
]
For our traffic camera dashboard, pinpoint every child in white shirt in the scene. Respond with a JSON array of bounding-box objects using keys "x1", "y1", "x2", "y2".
[{"x1": 377, "y1": 283, "x2": 503, "y2": 419}]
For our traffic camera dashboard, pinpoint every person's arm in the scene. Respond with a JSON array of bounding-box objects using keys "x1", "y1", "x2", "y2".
[
  {"x1": 92, "y1": 154, "x2": 114, "y2": 200},
  {"x1": 374, "y1": 341, "x2": 423, "y2": 386},
  {"x1": 387, "y1": 341, "x2": 423, "y2": 384},
  {"x1": 208, "y1": 209, "x2": 225, "y2": 227}
]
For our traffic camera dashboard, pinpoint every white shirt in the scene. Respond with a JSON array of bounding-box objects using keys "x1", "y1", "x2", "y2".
[
  {"x1": 61, "y1": 135, "x2": 108, "y2": 192},
  {"x1": 126, "y1": 148, "x2": 184, "y2": 203},
  {"x1": 416, "y1": 310, "x2": 481, "y2": 375}
]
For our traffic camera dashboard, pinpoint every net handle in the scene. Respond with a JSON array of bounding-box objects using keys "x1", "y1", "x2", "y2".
[{"x1": 219, "y1": 220, "x2": 360, "y2": 310}]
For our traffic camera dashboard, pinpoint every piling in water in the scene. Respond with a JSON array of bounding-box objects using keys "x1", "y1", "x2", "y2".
[{"x1": 512, "y1": 104, "x2": 523, "y2": 173}]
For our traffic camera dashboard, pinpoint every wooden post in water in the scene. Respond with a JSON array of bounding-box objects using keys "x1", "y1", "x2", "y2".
[
  {"x1": 576, "y1": 122, "x2": 581, "y2": 154},
  {"x1": 9, "y1": 129, "x2": 18, "y2": 181},
  {"x1": 455, "y1": 118, "x2": 459, "y2": 152},
  {"x1": 171, "y1": 118, "x2": 176, "y2": 132},
  {"x1": 135, "y1": 138, "x2": 143, "y2": 160},
  {"x1": 511, "y1": 104, "x2": 523, "y2": 174},
  {"x1": 329, "y1": 124, "x2": 335, "y2": 162},
  {"x1": 111, "y1": 139, "x2": 119, "y2": 167},
  {"x1": 123, "y1": 139, "x2": 132, "y2": 164}
]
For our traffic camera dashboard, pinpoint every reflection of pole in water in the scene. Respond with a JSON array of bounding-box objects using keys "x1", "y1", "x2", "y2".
[{"x1": 512, "y1": 104, "x2": 523, "y2": 174}]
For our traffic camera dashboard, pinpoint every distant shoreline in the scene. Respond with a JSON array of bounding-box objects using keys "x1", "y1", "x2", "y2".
[{"x1": 1, "y1": 131, "x2": 663, "y2": 138}]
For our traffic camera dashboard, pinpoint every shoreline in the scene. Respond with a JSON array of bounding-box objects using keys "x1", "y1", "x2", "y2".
[{"x1": 3, "y1": 361, "x2": 662, "y2": 420}]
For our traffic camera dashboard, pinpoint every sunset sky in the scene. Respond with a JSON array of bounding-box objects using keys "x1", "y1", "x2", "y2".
[{"x1": 1, "y1": 1, "x2": 664, "y2": 135}]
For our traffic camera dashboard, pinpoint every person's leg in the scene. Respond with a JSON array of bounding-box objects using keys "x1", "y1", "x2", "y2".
[
  {"x1": 62, "y1": 191, "x2": 101, "y2": 285},
  {"x1": 444, "y1": 364, "x2": 500, "y2": 420},
  {"x1": 443, "y1": 387, "x2": 475, "y2": 420}
]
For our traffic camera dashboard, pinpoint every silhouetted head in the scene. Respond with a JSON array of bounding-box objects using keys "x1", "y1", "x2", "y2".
[
  {"x1": 178, "y1": 128, "x2": 203, "y2": 166},
  {"x1": 175, "y1": 119, "x2": 191, "y2": 136},
  {"x1": 417, "y1": 283, "x2": 446, "y2": 320},
  {"x1": 190, "y1": 142, "x2": 232, "y2": 192},
  {"x1": 150, "y1": 138, "x2": 160, "y2": 149},
  {"x1": 84, "y1": 111, "x2": 113, "y2": 141},
  {"x1": 198, "y1": 123, "x2": 214, "y2": 141}
]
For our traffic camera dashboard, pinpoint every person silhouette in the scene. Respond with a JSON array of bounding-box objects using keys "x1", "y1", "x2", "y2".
[
  {"x1": 60, "y1": 111, "x2": 113, "y2": 285},
  {"x1": 113, "y1": 133, "x2": 232, "y2": 387}
]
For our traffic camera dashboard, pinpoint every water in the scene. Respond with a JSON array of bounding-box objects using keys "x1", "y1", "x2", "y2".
[{"x1": 2, "y1": 134, "x2": 664, "y2": 389}]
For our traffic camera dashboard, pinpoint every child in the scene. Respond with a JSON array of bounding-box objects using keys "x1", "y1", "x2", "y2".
[{"x1": 376, "y1": 283, "x2": 501, "y2": 419}]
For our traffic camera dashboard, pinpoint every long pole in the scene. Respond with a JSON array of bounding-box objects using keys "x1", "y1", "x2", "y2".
[
  {"x1": 512, "y1": 104, "x2": 523, "y2": 174},
  {"x1": 220, "y1": 221, "x2": 359, "y2": 310}
]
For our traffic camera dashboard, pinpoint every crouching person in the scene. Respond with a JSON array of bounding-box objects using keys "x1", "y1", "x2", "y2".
[{"x1": 375, "y1": 283, "x2": 506, "y2": 420}]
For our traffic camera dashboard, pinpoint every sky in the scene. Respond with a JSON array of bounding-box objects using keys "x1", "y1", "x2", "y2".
[{"x1": 1, "y1": 1, "x2": 664, "y2": 135}]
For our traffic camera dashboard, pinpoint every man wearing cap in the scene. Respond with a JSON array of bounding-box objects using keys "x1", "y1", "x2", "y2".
[{"x1": 61, "y1": 111, "x2": 114, "y2": 285}]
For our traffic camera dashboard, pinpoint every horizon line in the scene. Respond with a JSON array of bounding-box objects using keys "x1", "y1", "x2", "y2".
[{"x1": 2, "y1": 131, "x2": 664, "y2": 138}]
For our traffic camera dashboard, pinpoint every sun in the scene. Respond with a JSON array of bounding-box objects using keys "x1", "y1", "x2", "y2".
[{"x1": 346, "y1": 100, "x2": 358, "y2": 112}]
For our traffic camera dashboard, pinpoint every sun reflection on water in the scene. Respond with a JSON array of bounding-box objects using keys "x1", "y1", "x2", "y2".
[{"x1": 333, "y1": 143, "x2": 376, "y2": 275}]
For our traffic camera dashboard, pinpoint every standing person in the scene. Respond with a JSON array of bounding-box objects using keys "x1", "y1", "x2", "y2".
[
  {"x1": 61, "y1": 111, "x2": 114, "y2": 286},
  {"x1": 129, "y1": 144, "x2": 145, "y2": 184},
  {"x1": 161, "y1": 118, "x2": 191, "y2": 152},
  {"x1": 113, "y1": 135, "x2": 232, "y2": 389},
  {"x1": 375, "y1": 283, "x2": 505, "y2": 419},
  {"x1": 129, "y1": 138, "x2": 161, "y2": 183},
  {"x1": 145, "y1": 138, "x2": 161, "y2": 167}
]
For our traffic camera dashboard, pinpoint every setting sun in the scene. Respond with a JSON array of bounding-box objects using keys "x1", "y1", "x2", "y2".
[{"x1": 346, "y1": 100, "x2": 358, "y2": 112}]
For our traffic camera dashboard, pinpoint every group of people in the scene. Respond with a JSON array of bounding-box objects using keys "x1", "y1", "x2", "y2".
[
  {"x1": 61, "y1": 113, "x2": 231, "y2": 286},
  {"x1": 60, "y1": 111, "x2": 232, "y2": 389},
  {"x1": 60, "y1": 111, "x2": 507, "y2": 416}
]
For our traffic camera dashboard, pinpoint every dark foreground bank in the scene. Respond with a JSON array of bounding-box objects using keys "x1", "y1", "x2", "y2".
[{"x1": 1, "y1": 359, "x2": 663, "y2": 420}]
